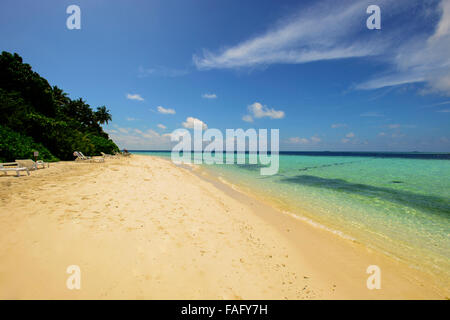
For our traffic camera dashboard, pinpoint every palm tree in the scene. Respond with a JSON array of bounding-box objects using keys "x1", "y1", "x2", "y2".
[
  {"x1": 52, "y1": 86, "x2": 70, "y2": 107},
  {"x1": 95, "y1": 106, "x2": 112, "y2": 125}
]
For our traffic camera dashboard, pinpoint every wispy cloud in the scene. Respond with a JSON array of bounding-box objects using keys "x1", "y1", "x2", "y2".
[
  {"x1": 126, "y1": 93, "x2": 144, "y2": 101},
  {"x1": 288, "y1": 135, "x2": 321, "y2": 145},
  {"x1": 346, "y1": 132, "x2": 355, "y2": 138},
  {"x1": 289, "y1": 137, "x2": 309, "y2": 144},
  {"x1": 157, "y1": 106, "x2": 176, "y2": 115},
  {"x1": 157, "y1": 124, "x2": 167, "y2": 129},
  {"x1": 437, "y1": 109, "x2": 450, "y2": 113},
  {"x1": 356, "y1": 0, "x2": 450, "y2": 95},
  {"x1": 193, "y1": 0, "x2": 450, "y2": 96},
  {"x1": 387, "y1": 124, "x2": 416, "y2": 129},
  {"x1": 194, "y1": 0, "x2": 382, "y2": 70},
  {"x1": 428, "y1": 100, "x2": 450, "y2": 107},
  {"x1": 331, "y1": 123, "x2": 347, "y2": 128},
  {"x1": 107, "y1": 126, "x2": 173, "y2": 149},
  {"x1": 202, "y1": 93, "x2": 217, "y2": 99},
  {"x1": 243, "y1": 102, "x2": 285, "y2": 122},
  {"x1": 342, "y1": 132, "x2": 357, "y2": 144},
  {"x1": 138, "y1": 66, "x2": 189, "y2": 78}
]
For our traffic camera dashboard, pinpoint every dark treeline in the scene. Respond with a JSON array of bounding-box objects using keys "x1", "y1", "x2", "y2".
[{"x1": 0, "y1": 51, "x2": 119, "y2": 162}]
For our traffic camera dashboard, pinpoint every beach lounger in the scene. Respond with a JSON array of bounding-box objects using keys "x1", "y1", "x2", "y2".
[
  {"x1": 36, "y1": 160, "x2": 49, "y2": 168},
  {"x1": 74, "y1": 151, "x2": 105, "y2": 163},
  {"x1": 15, "y1": 159, "x2": 49, "y2": 170},
  {"x1": 80, "y1": 151, "x2": 105, "y2": 162},
  {"x1": 101, "y1": 152, "x2": 117, "y2": 159},
  {"x1": 0, "y1": 162, "x2": 30, "y2": 177}
]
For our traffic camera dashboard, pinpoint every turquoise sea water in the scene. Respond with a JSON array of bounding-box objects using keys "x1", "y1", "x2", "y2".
[{"x1": 134, "y1": 151, "x2": 450, "y2": 281}]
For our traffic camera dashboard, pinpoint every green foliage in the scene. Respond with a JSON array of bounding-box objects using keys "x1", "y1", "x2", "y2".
[
  {"x1": 0, "y1": 125, "x2": 58, "y2": 162},
  {"x1": 0, "y1": 51, "x2": 119, "y2": 161},
  {"x1": 95, "y1": 106, "x2": 112, "y2": 125},
  {"x1": 85, "y1": 134, "x2": 119, "y2": 155},
  {"x1": 0, "y1": 52, "x2": 56, "y2": 117}
]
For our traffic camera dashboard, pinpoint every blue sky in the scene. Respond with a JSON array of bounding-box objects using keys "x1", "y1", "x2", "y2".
[{"x1": 1, "y1": 0, "x2": 449, "y2": 151}]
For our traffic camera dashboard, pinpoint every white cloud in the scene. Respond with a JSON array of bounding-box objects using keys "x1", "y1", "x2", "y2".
[
  {"x1": 182, "y1": 117, "x2": 208, "y2": 130},
  {"x1": 437, "y1": 109, "x2": 450, "y2": 113},
  {"x1": 165, "y1": 131, "x2": 188, "y2": 140},
  {"x1": 242, "y1": 115, "x2": 253, "y2": 122},
  {"x1": 346, "y1": 132, "x2": 355, "y2": 138},
  {"x1": 107, "y1": 127, "x2": 173, "y2": 150},
  {"x1": 421, "y1": 100, "x2": 450, "y2": 109},
  {"x1": 342, "y1": 132, "x2": 357, "y2": 144},
  {"x1": 202, "y1": 93, "x2": 217, "y2": 99},
  {"x1": 126, "y1": 117, "x2": 138, "y2": 121},
  {"x1": 126, "y1": 93, "x2": 144, "y2": 101},
  {"x1": 157, "y1": 106, "x2": 176, "y2": 114},
  {"x1": 289, "y1": 137, "x2": 309, "y2": 144},
  {"x1": 331, "y1": 123, "x2": 347, "y2": 128},
  {"x1": 428, "y1": 100, "x2": 450, "y2": 107},
  {"x1": 194, "y1": 1, "x2": 383, "y2": 69},
  {"x1": 356, "y1": 0, "x2": 450, "y2": 95},
  {"x1": 378, "y1": 132, "x2": 386, "y2": 136},
  {"x1": 288, "y1": 135, "x2": 321, "y2": 144},
  {"x1": 193, "y1": 0, "x2": 450, "y2": 96},
  {"x1": 247, "y1": 102, "x2": 285, "y2": 120},
  {"x1": 157, "y1": 124, "x2": 167, "y2": 129}
]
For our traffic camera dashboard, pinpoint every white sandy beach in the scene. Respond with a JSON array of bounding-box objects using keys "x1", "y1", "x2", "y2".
[{"x1": 0, "y1": 155, "x2": 446, "y2": 299}]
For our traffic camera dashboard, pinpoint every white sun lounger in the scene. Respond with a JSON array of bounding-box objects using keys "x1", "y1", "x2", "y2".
[
  {"x1": 80, "y1": 151, "x2": 105, "y2": 162},
  {"x1": 15, "y1": 159, "x2": 49, "y2": 170},
  {"x1": 0, "y1": 162, "x2": 30, "y2": 177},
  {"x1": 74, "y1": 151, "x2": 105, "y2": 163},
  {"x1": 36, "y1": 160, "x2": 49, "y2": 168},
  {"x1": 101, "y1": 152, "x2": 117, "y2": 158}
]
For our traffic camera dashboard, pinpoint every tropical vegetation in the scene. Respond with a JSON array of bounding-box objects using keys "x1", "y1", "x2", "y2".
[{"x1": 0, "y1": 51, "x2": 119, "y2": 162}]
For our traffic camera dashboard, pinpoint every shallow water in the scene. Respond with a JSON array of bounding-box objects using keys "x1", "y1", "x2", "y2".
[{"x1": 134, "y1": 151, "x2": 450, "y2": 281}]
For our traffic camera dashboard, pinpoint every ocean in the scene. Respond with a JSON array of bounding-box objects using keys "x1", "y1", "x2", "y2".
[{"x1": 133, "y1": 151, "x2": 450, "y2": 281}]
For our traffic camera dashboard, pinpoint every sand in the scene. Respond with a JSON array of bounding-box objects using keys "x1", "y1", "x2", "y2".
[{"x1": 0, "y1": 155, "x2": 447, "y2": 299}]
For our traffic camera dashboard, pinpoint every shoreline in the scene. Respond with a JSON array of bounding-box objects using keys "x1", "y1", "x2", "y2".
[
  {"x1": 195, "y1": 163, "x2": 450, "y2": 290},
  {"x1": 0, "y1": 155, "x2": 447, "y2": 299},
  {"x1": 188, "y1": 161, "x2": 448, "y2": 299}
]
